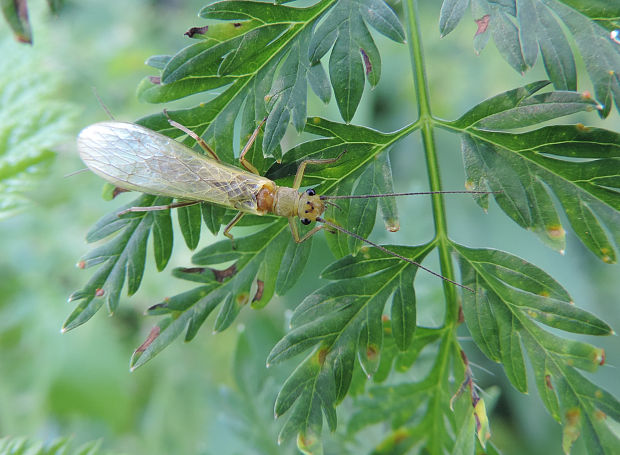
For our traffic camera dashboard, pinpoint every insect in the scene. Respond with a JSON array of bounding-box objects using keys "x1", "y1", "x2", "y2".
[{"x1": 77, "y1": 115, "x2": 489, "y2": 291}]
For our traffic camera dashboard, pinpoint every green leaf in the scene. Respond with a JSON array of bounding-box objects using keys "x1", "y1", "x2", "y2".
[
  {"x1": 308, "y1": 62, "x2": 331, "y2": 103},
  {"x1": 359, "y1": 0, "x2": 406, "y2": 43},
  {"x1": 546, "y1": 0, "x2": 620, "y2": 117},
  {"x1": 201, "y1": 202, "x2": 227, "y2": 236},
  {"x1": 276, "y1": 235, "x2": 313, "y2": 295},
  {"x1": 533, "y1": 0, "x2": 576, "y2": 90},
  {"x1": 456, "y1": 244, "x2": 619, "y2": 450},
  {"x1": 439, "y1": 0, "x2": 620, "y2": 114},
  {"x1": 439, "y1": 0, "x2": 470, "y2": 37},
  {"x1": 177, "y1": 203, "x2": 202, "y2": 250},
  {"x1": 329, "y1": 17, "x2": 365, "y2": 122},
  {"x1": 269, "y1": 245, "x2": 429, "y2": 441},
  {"x1": 390, "y1": 265, "x2": 416, "y2": 351},
  {"x1": 308, "y1": 0, "x2": 404, "y2": 121},
  {"x1": 65, "y1": 195, "x2": 177, "y2": 330},
  {"x1": 0, "y1": 38, "x2": 74, "y2": 218},
  {"x1": 450, "y1": 82, "x2": 620, "y2": 260},
  {"x1": 1, "y1": 0, "x2": 31, "y2": 43},
  {"x1": 152, "y1": 198, "x2": 173, "y2": 271},
  {"x1": 263, "y1": 27, "x2": 311, "y2": 153},
  {"x1": 0, "y1": 436, "x2": 106, "y2": 455}
]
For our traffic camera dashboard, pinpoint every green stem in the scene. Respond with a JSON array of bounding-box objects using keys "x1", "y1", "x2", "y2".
[{"x1": 403, "y1": 0, "x2": 458, "y2": 323}]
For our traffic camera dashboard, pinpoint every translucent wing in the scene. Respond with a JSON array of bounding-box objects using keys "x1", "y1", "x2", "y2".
[{"x1": 77, "y1": 122, "x2": 273, "y2": 215}]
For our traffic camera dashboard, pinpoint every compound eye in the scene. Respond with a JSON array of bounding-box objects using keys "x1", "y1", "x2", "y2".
[
  {"x1": 306, "y1": 188, "x2": 316, "y2": 196},
  {"x1": 300, "y1": 218, "x2": 312, "y2": 225}
]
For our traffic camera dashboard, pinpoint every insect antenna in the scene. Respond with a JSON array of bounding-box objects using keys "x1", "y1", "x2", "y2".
[
  {"x1": 320, "y1": 190, "x2": 500, "y2": 200},
  {"x1": 64, "y1": 168, "x2": 90, "y2": 178},
  {"x1": 92, "y1": 87, "x2": 116, "y2": 120},
  {"x1": 315, "y1": 217, "x2": 474, "y2": 293}
]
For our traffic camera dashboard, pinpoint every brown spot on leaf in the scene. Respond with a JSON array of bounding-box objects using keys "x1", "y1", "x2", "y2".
[
  {"x1": 236, "y1": 292, "x2": 249, "y2": 306},
  {"x1": 253, "y1": 280, "x2": 264, "y2": 302},
  {"x1": 149, "y1": 76, "x2": 161, "y2": 85},
  {"x1": 596, "y1": 349, "x2": 605, "y2": 366},
  {"x1": 212, "y1": 264, "x2": 237, "y2": 282},
  {"x1": 546, "y1": 225, "x2": 565, "y2": 239},
  {"x1": 458, "y1": 306, "x2": 465, "y2": 324},
  {"x1": 77, "y1": 261, "x2": 86, "y2": 269},
  {"x1": 386, "y1": 220, "x2": 400, "y2": 232},
  {"x1": 180, "y1": 267, "x2": 206, "y2": 274},
  {"x1": 366, "y1": 345, "x2": 378, "y2": 360},
  {"x1": 184, "y1": 25, "x2": 209, "y2": 38},
  {"x1": 594, "y1": 410, "x2": 607, "y2": 421},
  {"x1": 233, "y1": 22, "x2": 242, "y2": 28},
  {"x1": 392, "y1": 428, "x2": 409, "y2": 444},
  {"x1": 360, "y1": 48, "x2": 372, "y2": 75},
  {"x1": 318, "y1": 347, "x2": 328, "y2": 365},
  {"x1": 576, "y1": 123, "x2": 589, "y2": 132},
  {"x1": 595, "y1": 389, "x2": 603, "y2": 399},
  {"x1": 565, "y1": 407, "x2": 580, "y2": 424},
  {"x1": 135, "y1": 326, "x2": 161, "y2": 353},
  {"x1": 475, "y1": 15, "x2": 490, "y2": 36},
  {"x1": 381, "y1": 314, "x2": 389, "y2": 322},
  {"x1": 147, "y1": 303, "x2": 168, "y2": 312},
  {"x1": 95, "y1": 288, "x2": 105, "y2": 297},
  {"x1": 545, "y1": 374, "x2": 553, "y2": 389}
]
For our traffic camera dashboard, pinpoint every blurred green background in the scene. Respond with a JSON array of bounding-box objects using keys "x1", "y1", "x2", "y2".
[{"x1": 0, "y1": 1, "x2": 618, "y2": 454}]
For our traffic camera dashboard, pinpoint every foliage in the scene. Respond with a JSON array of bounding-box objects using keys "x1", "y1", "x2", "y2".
[
  {"x1": 1, "y1": 0, "x2": 64, "y2": 44},
  {"x1": 0, "y1": 37, "x2": 74, "y2": 218},
  {"x1": 0, "y1": 436, "x2": 106, "y2": 455},
  {"x1": 67, "y1": 0, "x2": 620, "y2": 454}
]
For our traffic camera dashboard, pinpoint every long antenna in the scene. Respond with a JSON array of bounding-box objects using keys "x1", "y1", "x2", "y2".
[
  {"x1": 321, "y1": 190, "x2": 500, "y2": 200},
  {"x1": 316, "y1": 217, "x2": 474, "y2": 293}
]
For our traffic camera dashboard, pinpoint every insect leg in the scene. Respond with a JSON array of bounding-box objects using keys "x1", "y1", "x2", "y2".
[
  {"x1": 288, "y1": 217, "x2": 324, "y2": 243},
  {"x1": 239, "y1": 117, "x2": 267, "y2": 175},
  {"x1": 163, "y1": 109, "x2": 220, "y2": 161},
  {"x1": 223, "y1": 211, "x2": 246, "y2": 247},
  {"x1": 118, "y1": 200, "x2": 199, "y2": 216},
  {"x1": 293, "y1": 150, "x2": 346, "y2": 190}
]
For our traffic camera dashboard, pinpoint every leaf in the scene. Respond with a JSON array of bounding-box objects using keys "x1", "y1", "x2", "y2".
[
  {"x1": 64, "y1": 195, "x2": 171, "y2": 330},
  {"x1": 439, "y1": 0, "x2": 470, "y2": 37},
  {"x1": 129, "y1": 220, "x2": 309, "y2": 367},
  {"x1": 348, "y1": 336, "x2": 469, "y2": 454},
  {"x1": 152, "y1": 198, "x2": 173, "y2": 271},
  {"x1": 309, "y1": 0, "x2": 404, "y2": 121},
  {"x1": 1, "y1": 0, "x2": 31, "y2": 43},
  {"x1": 450, "y1": 82, "x2": 620, "y2": 260},
  {"x1": 0, "y1": 436, "x2": 105, "y2": 455},
  {"x1": 177, "y1": 203, "x2": 202, "y2": 250},
  {"x1": 0, "y1": 38, "x2": 75, "y2": 218},
  {"x1": 72, "y1": 0, "x2": 406, "y2": 329},
  {"x1": 269, "y1": 245, "x2": 428, "y2": 441},
  {"x1": 137, "y1": 0, "x2": 403, "y2": 155},
  {"x1": 329, "y1": 14, "x2": 366, "y2": 122},
  {"x1": 456, "y1": 244, "x2": 620, "y2": 453},
  {"x1": 439, "y1": 0, "x2": 620, "y2": 114}
]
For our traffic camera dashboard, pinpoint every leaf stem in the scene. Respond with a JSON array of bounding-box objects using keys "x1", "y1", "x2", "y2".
[{"x1": 403, "y1": 0, "x2": 458, "y2": 322}]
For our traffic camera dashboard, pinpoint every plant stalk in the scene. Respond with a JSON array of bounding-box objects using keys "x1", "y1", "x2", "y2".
[{"x1": 403, "y1": 0, "x2": 458, "y2": 323}]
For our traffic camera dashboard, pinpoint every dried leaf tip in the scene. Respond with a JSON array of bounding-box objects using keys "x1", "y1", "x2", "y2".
[
  {"x1": 474, "y1": 15, "x2": 490, "y2": 36},
  {"x1": 185, "y1": 25, "x2": 208, "y2": 38}
]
